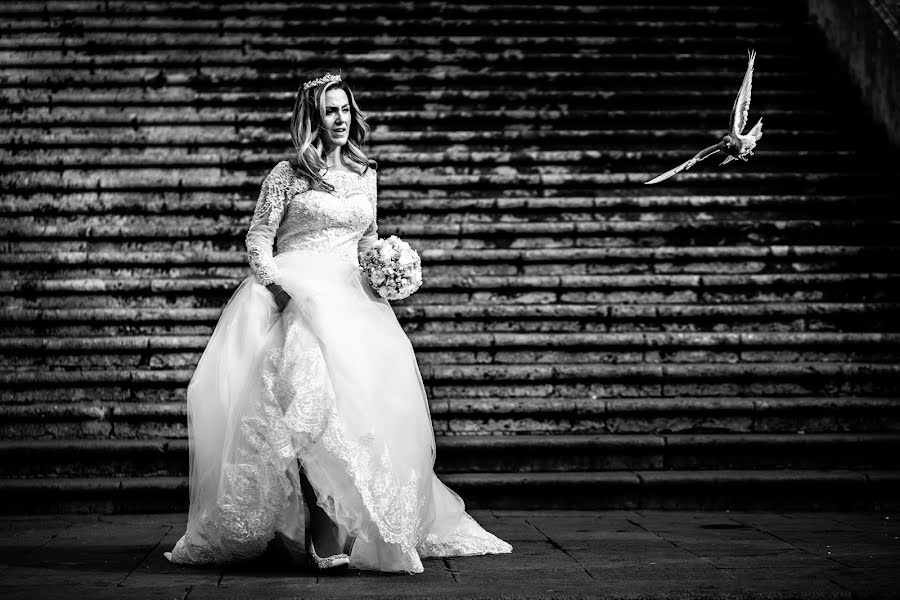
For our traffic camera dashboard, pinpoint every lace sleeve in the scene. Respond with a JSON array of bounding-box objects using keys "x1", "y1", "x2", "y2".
[
  {"x1": 357, "y1": 168, "x2": 379, "y2": 255},
  {"x1": 245, "y1": 160, "x2": 306, "y2": 286}
]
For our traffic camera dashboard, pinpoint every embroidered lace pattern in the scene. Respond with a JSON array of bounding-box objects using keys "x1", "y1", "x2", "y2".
[
  {"x1": 262, "y1": 316, "x2": 429, "y2": 572},
  {"x1": 245, "y1": 161, "x2": 310, "y2": 286},
  {"x1": 417, "y1": 512, "x2": 513, "y2": 558},
  {"x1": 165, "y1": 373, "x2": 298, "y2": 565}
]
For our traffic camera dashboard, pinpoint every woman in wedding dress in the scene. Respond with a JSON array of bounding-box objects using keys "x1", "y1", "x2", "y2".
[{"x1": 164, "y1": 68, "x2": 512, "y2": 574}]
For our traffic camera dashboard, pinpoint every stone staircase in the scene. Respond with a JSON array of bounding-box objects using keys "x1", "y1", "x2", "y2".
[{"x1": 1, "y1": 1, "x2": 899, "y2": 513}]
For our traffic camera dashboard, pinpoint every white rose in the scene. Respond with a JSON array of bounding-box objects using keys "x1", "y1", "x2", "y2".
[
  {"x1": 397, "y1": 248, "x2": 415, "y2": 266},
  {"x1": 378, "y1": 244, "x2": 393, "y2": 262}
]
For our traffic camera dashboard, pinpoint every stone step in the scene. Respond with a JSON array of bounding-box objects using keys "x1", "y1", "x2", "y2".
[
  {"x1": 3, "y1": 146, "x2": 881, "y2": 164},
  {"x1": 1, "y1": 151, "x2": 886, "y2": 175},
  {"x1": 3, "y1": 88, "x2": 855, "y2": 111},
  {"x1": 5, "y1": 193, "x2": 893, "y2": 218},
  {"x1": 4, "y1": 332, "x2": 899, "y2": 370},
  {"x1": 1, "y1": 469, "x2": 895, "y2": 512},
  {"x1": 3, "y1": 363, "x2": 899, "y2": 406},
  {"x1": 14, "y1": 332, "x2": 898, "y2": 348},
  {"x1": 6, "y1": 363, "x2": 897, "y2": 383},
  {"x1": 0, "y1": 51, "x2": 830, "y2": 74},
  {"x1": 5, "y1": 302, "x2": 894, "y2": 322},
  {"x1": 448, "y1": 432, "x2": 900, "y2": 471},
  {"x1": 4, "y1": 246, "x2": 896, "y2": 278},
  {"x1": 0, "y1": 2, "x2": 805, "y2": 20},
  {"x1": 4, "y1": 396, "x2": 897, "y2": 438},
  {"x1": 8, "y1": 243, "x2": 890, "y2": 266},
  {"x1": 446, "y1": 469, "x2": 900, "y2": 510},
  {"x1": 3, "y1": 180, "x2": 894, "y2": 208},
  {"x1": 3, "y1": 331, "x2": 898, "y2": 352},
  {"x1": 0, "y1": 32, "x2": 820, "y2": 53},
  {"x1": 2, "y1": 127, "x2": 870, "y2": 150},
  {"x1": 2, "y1": 283, "x2": 896, "y2": 312},
  {"x1": 1, "y1": 433, "x2": 897, "y2": 479},
  {"x1": 2, "y1": 246, "x2": 895, "y2": 272},
  {"x1": 0, "y1": 16, "x2": 815, "y2": 36},
  {"x1": 0, "y1": 107, "x2": 856, "y2": 128},
  {"x1": 4, "y1": 200, "x2": 896, "y2": 244},
  {"x1": 430, "y1": 396, "x2": 900, "y2": 436},
  {"x1": 2, "y1": 113, "x2": 877, "y2": 144},
  {"x1": 5, "y1": 215, "x2": 899, "y2": 244},
  {"x1": 0, "y1": 69, "x2": 828, "y2": 90},
  {"x1": 3, "y1": 273, "x2": 896, "y2": 295},
  {"x1": 5, "y1": 246, "x2": 895, "y2": 265},
  {"x1": 3, "y1": 171, "x2": 889, "y2": 198},
  {"x1": 3, "y1": 304, "x2": 895, "y2": 338},
  {"x1": 10, "y1": 263, "x2": 891, "y2": 281},
  {"x1": 3, "y1": 303, "x2": 897, "y2": 336}
]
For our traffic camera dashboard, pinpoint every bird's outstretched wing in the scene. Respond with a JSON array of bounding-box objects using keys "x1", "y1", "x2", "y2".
[
  {"x1": 644, "y1": 142, "x2": 725, "y2": 185},
  {"x1": 746, "y1": 116, "x2": 763, "y2": 141},
  {"x1": 729, "y1": 49, "x2": 756, "y2": 135}
]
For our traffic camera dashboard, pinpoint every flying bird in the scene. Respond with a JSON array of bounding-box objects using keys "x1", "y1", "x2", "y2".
[{"x1": 644, "y1": 50, "x2": 764, "y2": 185}]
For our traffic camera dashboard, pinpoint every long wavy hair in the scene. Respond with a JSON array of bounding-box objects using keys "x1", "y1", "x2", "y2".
[{"x1": 288, "y1": 67, "x2": 375, "y2": 192}]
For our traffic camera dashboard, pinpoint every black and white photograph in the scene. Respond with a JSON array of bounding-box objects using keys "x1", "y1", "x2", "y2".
[{"x1": 1, "y1": 1, "x2": 898, "y2": 598}]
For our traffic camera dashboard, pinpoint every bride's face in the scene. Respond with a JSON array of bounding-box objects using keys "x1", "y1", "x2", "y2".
[{"x1": 321, "y1": 88, "x2": 351, "y2": 149}]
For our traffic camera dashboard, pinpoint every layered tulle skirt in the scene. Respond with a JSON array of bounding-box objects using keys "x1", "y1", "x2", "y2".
[{"x1": 165, "y1": 250, "x2": 512, "y2": 573}]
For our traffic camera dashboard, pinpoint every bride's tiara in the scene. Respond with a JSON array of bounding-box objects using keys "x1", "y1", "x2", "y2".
[{"x1": 303, "y1": 73, "x2": 341, "y2": 90}]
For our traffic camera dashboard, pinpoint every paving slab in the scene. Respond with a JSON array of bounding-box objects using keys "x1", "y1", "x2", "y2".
[
  {"x1": 525, "y1": 514, "x2": 644, "y2": 541},
  {"x1": 831, "y1": 568, "x2": 900, "y2": 598},
  {"x1": 0, "y1": 517, "x2": 72, "y2": 567},
  {"x1": 0, "y1": 511, "x2": 896, "y2": 599},
  {"x1": 1, "y1": 519, "x2": 170, "y2": 587},
  {"x1": 697, "y1": 546, "x2": 826, "y2": 569},
  {"x1": 0, "y1": 586, "x2": 198, "y2": 600},
  {"x1": 119, "y1": 527, "x2": 223, "y2": 588},
  {"x1": 474, "y1": 517, "x2": 547, "y2": 542},
  {"x1": 559, "y1": 531, "x2": 715, "y2": 568}
]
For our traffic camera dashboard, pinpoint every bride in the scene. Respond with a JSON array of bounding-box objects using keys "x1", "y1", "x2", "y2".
[{"x1": 163, "y1": 68, "x2": 512, "y2": 574}]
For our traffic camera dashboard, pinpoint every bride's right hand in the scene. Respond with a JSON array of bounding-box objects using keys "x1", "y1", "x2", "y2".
[
  {"x1": 275, "y1": 294, "x2": 292, "y2": 312},
  {"x1": 266, "y1": 283, "x2": 293, "y2": 312}
]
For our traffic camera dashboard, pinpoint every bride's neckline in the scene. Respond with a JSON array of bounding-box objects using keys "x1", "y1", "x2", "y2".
[{"x1": 323, "y1": 168, "x2": 364, "y2": 178}]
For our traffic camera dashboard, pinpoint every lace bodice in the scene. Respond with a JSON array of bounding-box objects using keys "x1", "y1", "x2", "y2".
[{"x1": 245, "y1": 160, "x2": 378, "y2": 286}]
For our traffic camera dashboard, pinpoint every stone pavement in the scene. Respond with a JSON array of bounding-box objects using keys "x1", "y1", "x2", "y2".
[{"x1": 0, "y1": 510, "x2": 898, "y2": 599}]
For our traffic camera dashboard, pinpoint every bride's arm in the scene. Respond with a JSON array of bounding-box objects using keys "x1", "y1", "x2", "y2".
[
  {"x1": 245, "y1": 161, "x2": 299, "y2": 309},
  {"x1": 357, "y1": 167, "x2": 379, "y2": 255}
]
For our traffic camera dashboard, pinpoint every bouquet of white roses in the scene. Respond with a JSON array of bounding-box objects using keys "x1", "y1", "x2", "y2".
[{"x1": 358, "y1": 235, "x2": 423, "y2": 300}]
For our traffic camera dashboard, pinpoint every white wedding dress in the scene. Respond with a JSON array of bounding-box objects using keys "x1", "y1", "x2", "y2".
[{"x1": 164, "y1": 160, "x2": 512, "y2": 573}]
